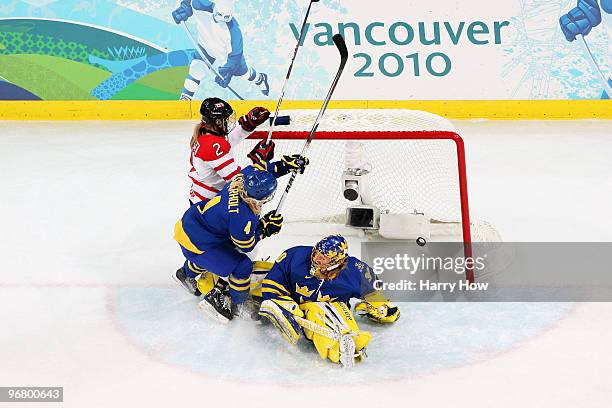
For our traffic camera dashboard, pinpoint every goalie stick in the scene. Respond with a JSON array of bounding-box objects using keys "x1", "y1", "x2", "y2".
[
  {"x1": 274, "y1": 33, "x2": 349, "y2": 214},
  {"x1": 264, "y1": 0, "x2": 320, "y2": 145},
  {"x1": 182, "y1": 23, "x2": 245, "y2": 101},
  {"x1": 577, "y1": 34, "x2": 612, "y2": 98}
]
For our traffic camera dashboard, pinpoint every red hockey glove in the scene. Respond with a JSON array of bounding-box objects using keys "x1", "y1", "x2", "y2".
[
  {"x1": 248, "y1": 139, "x2": 276, "y2": 163},
  {"x1": 239, "y1": 107, "x2": 270, "y2": 132}
]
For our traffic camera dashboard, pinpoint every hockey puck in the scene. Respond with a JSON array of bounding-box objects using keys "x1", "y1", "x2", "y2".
[
  {"x1": 270, "y1": 115, "x2": 291, "y2": 126},
  {"x1": 416, "y1": 237, "x2": 427, "y2": 247}
]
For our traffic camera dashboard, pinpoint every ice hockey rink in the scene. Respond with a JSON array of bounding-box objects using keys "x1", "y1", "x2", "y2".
[{"x1": 1, "y1": 118, "x2": 611, "y2": 407}]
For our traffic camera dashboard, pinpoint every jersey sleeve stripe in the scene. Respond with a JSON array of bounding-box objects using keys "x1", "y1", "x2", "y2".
[
  {"x1": 222, "y1": 167, "x2": 241, "y2": 181},
  {"x1": 213, "y1": 158, "x2": 234, "y2": 172},
  {"x1": 261, "y1": 287, "x2": 284, "y2": 297},
  {"x1": 262, "y1": 279, "x2": 290, "y2": 294},
  {"x1": 231, "y1": 235, "x2": 255, "y2": 248},
  {"x1": 189, "y1": 176, "x2": 220, "y2": 193}
]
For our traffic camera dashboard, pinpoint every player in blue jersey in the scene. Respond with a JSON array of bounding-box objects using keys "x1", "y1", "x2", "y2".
[
  {"x1": 173, "y1": 154, "x2": 309, "y2": 322},
  {"x1": 258, "y1": 235, "x2": 400, "y2": 366}
]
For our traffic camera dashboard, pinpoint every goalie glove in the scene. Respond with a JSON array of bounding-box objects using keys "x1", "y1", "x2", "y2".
[
  {"x1": 239, "y1": 107, "x2": 270, "y2": 132},
  {"x1": 281, "y1": 154, "x2": 309, "y2": 174},
  {"x1": 355, "y1": 301, "x2": 400, "y2": 323},
  {"x1": 248, "y1": 139, "x2": 275, "y2": 163},
  {"x1": 259, "y1": 211, "x2": 283, "y2": 238}
]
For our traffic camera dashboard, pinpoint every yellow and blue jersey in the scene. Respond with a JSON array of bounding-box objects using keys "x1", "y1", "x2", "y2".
[
  {"x1": 261, "y1": 246, "x2": 379, "y2": 304},
  {"x1": 174, "y1": 160, "x2": 289, "y2": 254}
]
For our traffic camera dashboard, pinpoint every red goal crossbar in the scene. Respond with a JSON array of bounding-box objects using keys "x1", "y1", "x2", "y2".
[{"x1": 251, "y1": 130, "x2": 475, "y2": 283}]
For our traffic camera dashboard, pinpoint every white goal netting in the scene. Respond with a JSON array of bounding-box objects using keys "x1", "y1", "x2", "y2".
[{"x1": 234, "y1": 109, "x2": 499, "y2": 243}]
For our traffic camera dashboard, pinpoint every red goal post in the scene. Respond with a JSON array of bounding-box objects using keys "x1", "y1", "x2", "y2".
[{"x1": 250, "y1": 129, "x2": 474, "y2": 283}]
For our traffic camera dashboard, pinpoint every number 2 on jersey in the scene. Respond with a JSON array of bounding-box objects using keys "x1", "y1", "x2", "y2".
[{"x1": 212, "y1": 142, "x2": 225, "y2": 157}]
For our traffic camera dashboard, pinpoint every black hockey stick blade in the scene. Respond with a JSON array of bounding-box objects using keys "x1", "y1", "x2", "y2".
[
  {"x1": 269, "y1": 115, "x2": 291, "y2": 126},
  {"x1": 332, "y1": 34, "x2": 348, "y2": 66}
]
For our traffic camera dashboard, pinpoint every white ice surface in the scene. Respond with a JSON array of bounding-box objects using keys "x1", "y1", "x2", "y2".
[{"x1": 0, "y1": 119, "x2": 611, "y2": 407}]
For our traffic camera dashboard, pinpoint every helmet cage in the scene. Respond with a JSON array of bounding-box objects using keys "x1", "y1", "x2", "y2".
[
  {"x1": 310, "y1": 249, "x2": 347, "y2": 280},
  {"x1": 202, "y1": 111, "x2": 235, "y2": 135}
]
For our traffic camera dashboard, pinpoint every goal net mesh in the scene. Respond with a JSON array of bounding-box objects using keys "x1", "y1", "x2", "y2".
[{"x1": 236, "y1": 109, "x2": 463, "y2": 223}]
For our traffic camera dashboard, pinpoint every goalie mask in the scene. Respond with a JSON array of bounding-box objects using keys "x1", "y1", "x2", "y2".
[
  {"x1": 310, "y1": 235, "x2": 349, "y2": 280},
  {"x1": 200, "y1": 97, "x2": 235, "y2": 136}
]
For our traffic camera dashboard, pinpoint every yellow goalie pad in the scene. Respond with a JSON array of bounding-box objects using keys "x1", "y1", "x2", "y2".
[
  {"x1": 299, "y1": 302, "x2": 372, "y2": 365},
  {"x1": 196, "y1": 260, "x2": 273, "y2": 297}
]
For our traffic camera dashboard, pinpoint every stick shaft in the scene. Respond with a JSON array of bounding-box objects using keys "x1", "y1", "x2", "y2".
[
  {"x1": 182, "y1": 23, "x2": 244, "y2": 101},
  {"x1": 275, "y1": 35, "x2": 348, "y2": 214},
  {"x1": 265, "y1": 0, "x2": 317, "y2": 143},
  {"x1": 578, "y1": 34, "x2": 612, "y2": 97}
]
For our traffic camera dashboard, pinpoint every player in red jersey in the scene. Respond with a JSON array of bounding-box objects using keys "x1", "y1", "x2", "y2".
[{"x1": 188, "y1": 97, "x2": 274, "y2": 204}]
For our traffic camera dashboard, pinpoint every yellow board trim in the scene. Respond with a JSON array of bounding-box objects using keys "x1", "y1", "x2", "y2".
[
  {"x1": 173, "y1": 219, "x2": 204, "y2": 255},
  {"x1": 0, "y1": 100, "x2": 610, "y2": 120}
]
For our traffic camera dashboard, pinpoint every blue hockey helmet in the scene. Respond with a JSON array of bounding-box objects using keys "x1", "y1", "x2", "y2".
[
  {"x1": 311, "y1": 235, "x2": 349, "y2": 280},
  {"x1": 243, "y1": 170, "x2": 277, "y2": 202}
]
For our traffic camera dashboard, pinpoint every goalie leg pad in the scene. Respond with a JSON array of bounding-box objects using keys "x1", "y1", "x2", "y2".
[
  {"x1": 259, "y1": 297, "x2": 304, "y2": 345},
  {"x1": 299, "y1": 302, "x2": 372, "y2": 365}
]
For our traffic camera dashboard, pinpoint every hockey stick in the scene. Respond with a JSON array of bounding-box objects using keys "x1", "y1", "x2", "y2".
[
  {"x1": 264, "y1": 0, "x2": 320, "y2": 145},
  {"x1": 182, "y1": 23, "x2": 245, "y2": 100},
  {"x1": 577, "y1": 34, "x2": 612, "y2": 98},
  {"x1": 274, "y1": 33, "x2": 349, "y2": 214}
]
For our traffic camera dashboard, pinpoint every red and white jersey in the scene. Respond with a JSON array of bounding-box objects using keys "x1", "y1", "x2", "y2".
[{"x1": 188, "y1": 126, "x2": 251, "y2": 203}]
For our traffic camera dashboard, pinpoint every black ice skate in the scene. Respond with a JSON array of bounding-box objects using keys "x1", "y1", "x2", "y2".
[
  {"x1": 198, "y1": 281, "x2": 233, "y2": 323},
  {"x1": 173, "y1": 267, "x2": 201, "y2": 296}
]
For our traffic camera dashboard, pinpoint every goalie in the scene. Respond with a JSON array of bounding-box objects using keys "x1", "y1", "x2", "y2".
[{"x1": 258, "y1": 235, "x2": 400, "y2": 367}]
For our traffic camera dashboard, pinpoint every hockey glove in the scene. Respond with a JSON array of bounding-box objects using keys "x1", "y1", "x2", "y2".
[
  {"x1": 171, "y1": 0, "x2": 193, "y2": 24},
  {"x1": 259, "y1": 211, "x2": 283, "y2": 238},
  {"x1": 559, "y1": 0, "x2": 601, "y2": 41},
  {"x1": 240, "y1": 107, "x2": 271, "y2": 132},
  {"x1": 355, "y1": 301, "x2": 400, "y2": 323},
  {"x1": 281, "y1": 154, "x2": 309, "y2": 174},
  {"x1": 248, "y1": 139, "x2": 275, "y2": 163}
]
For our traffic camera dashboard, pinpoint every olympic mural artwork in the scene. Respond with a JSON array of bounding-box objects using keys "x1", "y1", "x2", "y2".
[{"x1": 0, "y1": 0, "x2": 610, "y2": 101}]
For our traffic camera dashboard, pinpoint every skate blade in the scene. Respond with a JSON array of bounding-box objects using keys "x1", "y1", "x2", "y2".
[
  {"x1": 171, "y1": 274, "x2": 198, "y2": 296},
  {"x1": 198, "y1": 300, "x2": 231, "y2": 324}
]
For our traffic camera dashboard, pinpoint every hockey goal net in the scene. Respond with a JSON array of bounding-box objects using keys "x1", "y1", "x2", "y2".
[{"x1": 236, "y1": 109, "x2": 499, "y2": 282}]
